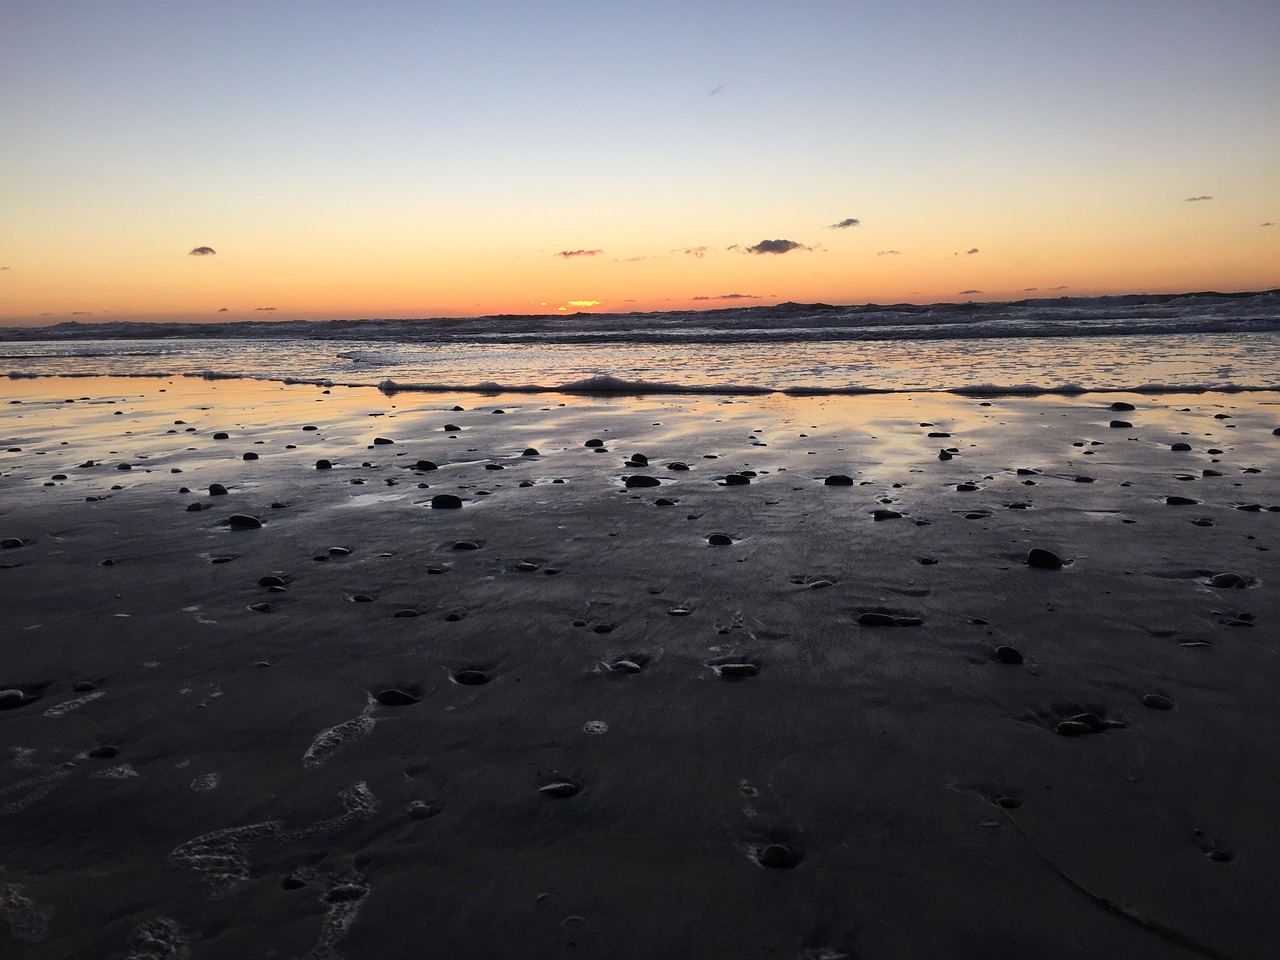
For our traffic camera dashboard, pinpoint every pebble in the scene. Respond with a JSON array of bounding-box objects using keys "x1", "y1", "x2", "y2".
[
  {"x1": 858, "y1": 612, "x2": 897, "y2": 626},
  {"x1": 1026, "y1": 548, "x2": 1063, "y2": 570},
  {"x1": 584, "y1": 439, "x2": 604, "y2": 448},
  {"x1": 515, "y1": 561, "x2": 539, "y2": 572},
  {"x1": 1171, "y1": 442, "x2": 1192, "y2": 451},
  {"x1": 227, "y1": 514, "x2": 262, "y2": 529},
  {"x1": 668, "y1": 462, "x2": 690, "y2": 471},
  {"x1": 87, "y1": 745, "x2": 118, "y2": 759},
  {"x1": 955, "y1": 482, "x2": 980, "y2": 492},
  {"x1": 539, "y1": 780, "x2": 581, "y2": 798},
  {"x1": 407, "y1": 800, "x2": 442, "y2": 820},
  {"x1": 444, "y1": 424, "x2": 461, "y2": 432},
  {"x1": 257, "y1": 575, "x2": 287, "y2": 587},
  {"x1": 938, "y1": 449, "x2": 952, "y2": 460},
  {"x1": 723, "y1": 474, "x2": 750, "y2": 485},
  {"x1": 1055, "y1": 720, "x2": 1094, "y2": 737},
  {"x1": 1110, "y1": 401, "x2": 1136, "y2": 411},
  {"x1": 627, "y1": 453, "x2": 649, "y2": 466},
  {"x1": 1165, "y1": 496, "x2": 1198, "y2": 506},
  {"x1": 242, "y1": 452, "x2": 258, "y2": 460},
  {"x1": 624, "y1": 475, "x2": 661, "y2": 488},
  {"x1": 755, "y1": 844, "x2": 801, "y2": 869},
  {"x1": 393, "y1": 609, "x2": 419, "y2": 618},
  {"x1": 994, "y1": 645, "x2": 1024, "y2": 664},
  {"x1": 1142, "y1": 694, "x2": 1174, "y2": 710},
  {"x1": 249, "y1": 601, "x2": 272, "y2": 612},
  {"x1": 374, "y1": 688, "x2": 419, "y2": 706},
  {"x1": 522, "y1": 448, "x2": 540, "y2": 457},
  {"x1": 1109, "y1": 420, "x2": 1132, "y2": 428},
  {"x1": 208, "y1": 483, "x2": 228, "y2": 495},
  {"x1": 415, "y1": 460, "x2": 438, "y2": 471},
  {"x1": 1207, "y1": 572, "x2": 1250, "y2": 588},
  {"x1": 872, "y1": 509, "x2": 902, "y2": 520},
  {"x1": 315, "y1": 459, "x2": 333, "y2": 469},
  {"x1": 716, "y1": 662, "x2": 759, "y2": 678},
  {"x1": 0, "y1": 538, "x2": 25, "y2": 549},
  {"x1": 373, "y1": 437, "x2": 394, "y2": 445},
  {"x1": 452, "y1": 669, "x2": 491, "y2": 685},
  {"x1": 0, "y1": 689, "x2": 28, "y2": 709},
  {"x1": 824, "y1": 474, "x2": 854, "y2": 486},
  {"x1": 453, "y1": 540, "x2": 481, "y2": 550},
  {"x1": 212, "y1": 432, "x2": 229, "y2": 440},
  {"x1": 708, "y1": 534, "x2": 734, "y2": 546},
  {"x1": 431, "y1": 494, "x2": 463, "y2": 509}
]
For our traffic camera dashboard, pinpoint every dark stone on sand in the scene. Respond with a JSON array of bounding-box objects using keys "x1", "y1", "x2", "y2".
[
  {"x1": 522, "y1": 448, "x2": 540, "y2": 456},
  {"x1": 453, "y1": 540, "x2": 481, "y2": 550},
  {"x1": 213, "y1": 432, "x2": 229, "y2": 440},
  {"x1": 668, "y1": 461, "x2": 690, "y2": 471},
  {"x1": 393, "y1": 609, "x2": 419, "y2": 618},
  {"x1": 717, "y1": 662, "x2": 760, "y2": 678},
  {"x1": 584, "y1": 439, "x2": 604, "y2": 447},
  {"x1": 918, "y1": 557, "x2": 938, "y2": 565},
  {"x1": 1237, "y1": 503, "x2": 1263, "y2": 512},
  {"x1": 1, "y1": 538, "x2": 25, "y2": 549},
  {"x1": 302, "y1": 425, "x2": 317, "y2": 431},
  {"x1": 894, "y1": 616, "x2": 923, "y2": 626},
  {"x1": 539, "y1": 780, "x2": 581, "y2": 798},
  {"x1": 328, "y1": 546, "x2": 351, "y2": 556},
  {"x1": 249, "y1": 601, "x2": 272, "y2": 612},
  {"x1": 756, "y1": 844, "x2": 801, "y2": 869},
  {"x1": 1027, "y1": 548, "x2": 1063, "y2": 570},
  {"x1": 708, "y1": 534, "x2": 734, "y2": 546},
  {"x1": 955, "y1": 482, "x2": 979, "y2": 491},
  {"x1": 444, "y1": 424, "x2": 461, "y2": 432},
  {"x1": 452, "y1": 669, "x2": 490, "y2": 686},
  {"x1": 519, "y1": 480, "x2": 534, "y2": 487},
  {"x1": 351, "y1": 594, "x2": 374, "y2": 603},
  {"x1": 184, "y1": 503, "x2": 204, "y2": 512},
  {"x1": 280, "y1": 873, "x2": 309, "y2": 890},
  {"x1": 1109, "y1": 420, "x2": 1133, "y2": 428},
  {"x1": 1171, "y1": 442, "x2": 1192, "y2": 451},
  {"x1": 625, "y1": 475, "x2": 661, "y2": 488},
  {"x1": 431, "y1": 494, "x2": 463, "y2": 509},
  {"x1": 1110, "y1": 401, "x2": 1136, "y2": 411},
  {"x1": 73, "y1": 681, "x2": 96, "y2": 692},
  {"x1": 1055, "y1": 720, "x2": 1094, "y2": 737},
  {"x1": 415, "y1": 460, "x2": 438, "y2": 471},
  {"x1": 824, "y1": 474, "x2": 854, "y2": 486},
  {"x1": 515, "y1": 561, "x2": 539, "y2": 572},
  {"x1": 872, "y1": 509, "x2": 902, "y2": 520},
  {"x1": 1208, "y1": 572, "x2": 1251, "y2": 588},
  {"x1": 208, "y1": 483, "x2": 228, "y2": 495},
  {"x1": 117, "y1": 463, "x2": 132, "y2": 470},
  {"x1": 858, "y1": 612, "x2": 897, "y2": 626},
  {"x1": 0, "y1": 689, "x2": 29, "y2": 709},
  {"x1": 257, "y1": 575, "x2": 287, "y2": 587},
  {"x1": 374, "y1": 688, "x2": 419, "y2": 706},
  {"x1": 1066, "y1": 713, "x2": 1107, "y2": 731},
  {"x1": 485, "y1": 463, "x2": 504, "y2": 471},
  {"x1": 628, "y1": 453, "x2": 649, "y2": 466},
  {"x1": 723, "y1": 473, "x2": 750, "y2": 485},
  {"x1": 1142, "y1": 693, "x2": 1174, "y2": 710},
  {"x1": 994, "y1": 645, "x2": 1024, "y2": 665},
  {"x1": 655, "y1": 497, "x2": 676, "y2": 506},
  {"x1": 243, "y1": 452, "x2": 258, "y2": 460},
  {"x1": 407, "y1": 800, "x2": 442, "y2": 819},
  {"x1": 445, "y1": 612, "x2": 464, "y2": 622},
  {"x1": 995, "y1": 796, "x2": 1022, "y2": 809},
  {"x1": 87, "y1": 745, "x2": 118, "y2": 759},
  {"x1": 1074, "y1": 476, "x2": 1095, "y2": 483},
  {"x1": 927, "y1": 432, "x2": 951, "y2": 438},
  {"x1": 315, "y1": 459, "x2": 333, "y2": 469},
  {"x1": 227, "y1": 514, "x2": 262, "y2": 530},
  {"x1": 938, "y1": 449, "x2": 952, "y2": 460},
  {"x1": 1165, "y1": 496, "x2": 1199, "y2": 505},
  {"x1": 593, "y1": 623, "x2": 614, "y2": 634},
  {"x1": 373, "y1": 437, "x2": 394, "y2": 445}
]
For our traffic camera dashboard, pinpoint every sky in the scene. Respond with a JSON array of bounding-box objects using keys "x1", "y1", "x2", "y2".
[{"x1": 1, "y1": 0, "x2": 1277, "y2": 325}]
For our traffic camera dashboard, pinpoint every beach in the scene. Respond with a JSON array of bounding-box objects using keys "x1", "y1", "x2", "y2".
[{"x1": 2, "y1": 376, "x2": 1278, "y2": 959}]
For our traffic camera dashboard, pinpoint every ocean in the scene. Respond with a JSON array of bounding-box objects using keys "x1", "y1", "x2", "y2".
[{"x1": 3, "y1": 290, "x2": 1278, "y2": 395}]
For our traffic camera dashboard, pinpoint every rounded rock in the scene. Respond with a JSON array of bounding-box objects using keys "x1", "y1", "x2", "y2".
[
  {"x1": 1027, "y1": 548, "x2": 1063, "y2": 570},
  {"x1": 431, "y1": 494, "x2": 463, "y2": 509},
  {"x1": 994, "y1": 645, "x2": 1024, "y2": 665},
  {"x1": 1142, "y1": 693, "x2": 1174, "y2": 710}
]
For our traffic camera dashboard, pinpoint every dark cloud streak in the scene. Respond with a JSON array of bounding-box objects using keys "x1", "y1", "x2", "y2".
[
  {"x1": 555, "y1": 249, "x2": 602, "y2": 258},
  {"x1": 745, "y1": 239, "x2": 809, "y2": 255},
  {"x1": 189, "y1": 246, "x2": 216, "y2": 256},
  {"x1": 829, "y1": 218, "x2": 861, "y2": 229}
]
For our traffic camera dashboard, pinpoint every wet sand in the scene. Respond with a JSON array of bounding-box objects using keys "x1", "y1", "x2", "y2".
[{"x1": 2, "y1": 377, "x2": 1278, "y2": 959}]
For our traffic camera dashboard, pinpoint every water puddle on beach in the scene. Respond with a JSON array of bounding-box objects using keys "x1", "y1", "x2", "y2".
[{"x1": 344, "y1": 492, "x2": 409, "y2": 507}]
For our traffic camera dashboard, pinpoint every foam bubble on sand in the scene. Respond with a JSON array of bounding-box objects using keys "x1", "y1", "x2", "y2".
[
  {"x1": 302, "y1": 867, "x2": 370, "y2": 960},
  {"x1": 303, "y1": 701, "x2": 378, "y2": 768},
  {"x1": 169, "y1": 783, "x2": 376, "y2": 897},
  {"x1": 43, "y1": 690, "x2": 105, "y2": 717},
  {"x1": 91, "y1": 763, "x2": 139, "y2": 779},
  {"x1": 0, "y1": 881, "x2": 53, "y2": 943},
  {"x1": 190, "y1": 773, "x2": 219, "y2": 792},
  {"x1": 124, "y1": 917, "x2": 188, "y2": 960}
]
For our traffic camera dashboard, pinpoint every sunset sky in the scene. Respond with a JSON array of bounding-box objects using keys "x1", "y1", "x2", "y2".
[{"x1": 1, "y1": 0, "x2": 1277, "y2": 325}]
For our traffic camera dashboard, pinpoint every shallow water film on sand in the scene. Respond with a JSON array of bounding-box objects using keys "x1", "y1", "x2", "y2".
[{"x1": 1, "y1": 334, "x2": 1278, "y2": 958}]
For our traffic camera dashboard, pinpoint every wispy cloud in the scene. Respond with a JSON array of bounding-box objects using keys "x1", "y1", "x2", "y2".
[
  {"x1": 958, "y1": 289, "x2": 982, "y2": 295},
  {"x1": 1184, "y1": 195, "x2": 1213, "y2": 202},
  {"x1": 876, "y1": 250, "x2": 900, "y2": 256},
  {"x1": 679, "y1": 246, "x2": 709, "y2": 258},
  {"x1": 1049, "y1": 285, "x2": 1068, "y2": 290},
  {"x1": 567, "y1": 300, "x2": 601, "y2": 307},
  {"x1": 218, "y1": 307, "x2": 229, "y2": 312},
  {"x1": 1263, "y1": 222, "x2": 1275, "y2": 227},
  {"x1": 555, "y1": 249, "x2": 602, "y2": 258},
  {"x1": 744, "y1": 239, "x2": 810, "y2": 255},
  {"x1": 709, "y1": 82, "x2": 726, "y2": 96},
  {"x1": 254, "y1": 306, "x2": 277, "y2": 312},
  {"x1": 1022, "y1": 287, "x2": 1038, "y2": 292},
  {"x1": 965, "y1": 247, "x2": 980, "y2": 255},
  {"x1": 691, "y1": 293, "x2": 760, "y2": 301},
  {"x1": 189, "y1": 246, "x2": 217, "y2": 256},
  {"x1": 829, "y1": 217, "x2": 861, "y2": 229}
]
